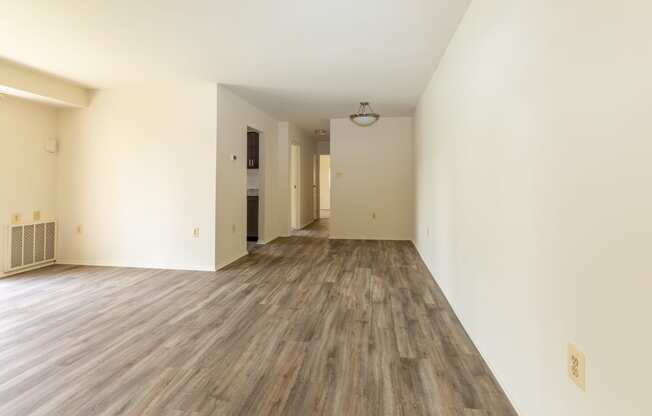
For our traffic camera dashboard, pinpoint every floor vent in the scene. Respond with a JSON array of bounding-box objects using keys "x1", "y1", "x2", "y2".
[{"x1": 5, "y1": 221, "x2": 56, "y2": 273}]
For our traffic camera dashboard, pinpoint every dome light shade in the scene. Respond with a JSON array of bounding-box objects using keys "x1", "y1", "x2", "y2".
[{"x1": 349, "y1": 102, "x2": 380, "y2": 127}]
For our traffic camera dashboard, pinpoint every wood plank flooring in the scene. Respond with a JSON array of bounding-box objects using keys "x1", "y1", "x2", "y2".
[{"x1": 0, "y1": 219, "x2": 517, "y2": 416}]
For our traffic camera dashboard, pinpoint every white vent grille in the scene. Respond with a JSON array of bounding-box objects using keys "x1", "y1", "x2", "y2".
[
  {"x1": 5, "y1": 221, "x2": 56, "y2": 273},
  {"x1": 35, "y1": 223, "x2": 45, "y2": 263}
]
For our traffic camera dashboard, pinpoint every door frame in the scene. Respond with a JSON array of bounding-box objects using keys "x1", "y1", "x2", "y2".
[
  {"x1": 313, "y1": 154, "x2": 319, "y2": 220},
  {"x1": 246, "y1": 126, "x2": 265, "y2": 244},
  {"x1": 290, "y1": 143, "x2": 301, "y2": 230}
]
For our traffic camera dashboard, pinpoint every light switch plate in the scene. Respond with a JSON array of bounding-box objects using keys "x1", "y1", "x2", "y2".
[
  {"x1": 568, "y1": 344, "x2": 586, "y2": 391},
  {"x1": 193, "y1": 228, "x2": 200, "y2": 238}
]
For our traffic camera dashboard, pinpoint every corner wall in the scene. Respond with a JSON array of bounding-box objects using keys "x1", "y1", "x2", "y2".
[
  {"x1": 414, "y1": 1, "x2": 652, "y2": 415},
  {"x1": 56, "y1": 85, "x2": 217, "y2": 271},
  {"x1": 0, "y1": 96, "x2": 58, "y2": 277},
  {"x1": 216, "y1": 86, "x2": 283, "y2": 268},
  {"x1": 330, "y1": 117, "x2": 413, "y2": 240}
]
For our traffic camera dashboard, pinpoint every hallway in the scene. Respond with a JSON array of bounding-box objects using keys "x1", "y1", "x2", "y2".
[{"x1": 0, "y1": 219, "x2": 515, "y2": 415}]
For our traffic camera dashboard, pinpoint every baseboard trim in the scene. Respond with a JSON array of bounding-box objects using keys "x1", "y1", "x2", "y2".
[
  {"x1": 1, "y1": 261, "x2": 56, "y2": 278},
  {"x1": 257, "y1": 231, "x2": 282, "y2": 245},
  {"x1": 329, "y1": 235, "x2": 413, "y2": 241},
  {"x1": 410, "y1": 240, "x2": 522, "y2": 416},
  {"x1": 57, "y1": 259, "x2": 216, "y2": 272},
  {"x1": 300, "y1": 218, "x2": 316, "y2": 229},
  {"x1": 258, "y1": 236, "x2": 281, "y2": 245},
  {"x1": 216, "y1": 251, "x2": 249, "y2": 271}
]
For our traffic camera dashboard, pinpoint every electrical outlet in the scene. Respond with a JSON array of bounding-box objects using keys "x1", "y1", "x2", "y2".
[
  {"x1": 568, "y1": 344, "x2": 586, "y2": 391},
  {"x1": 192, "y1": 228, "x2": 200, "y2": 238},
  {"x1": 11, "y1": 213, "x2": 21, "y2": 225},
  {"x1": 33, "y1": 210, "x2": 41, "y2": 221},
  {"x1": 76, "y1": 224, "x2": 83, "y2": 235}
]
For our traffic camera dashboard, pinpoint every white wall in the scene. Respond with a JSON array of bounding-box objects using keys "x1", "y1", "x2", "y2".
[
  {"x1": 216, "y1": 86, "x2": 282, "y2": 268},
  {"x1": 278, "y1": 122, "x2": 318, "y2": 231},
  {"x1": 414, "y1": 1, "x2": 652, "y2": 415},
  {"x1": 0, "y1": 96, "x2": 58, "y2": 277},
  {"x1": 56, "y1": 85, "x2": 217, "y2": 271},
  {"x1": 246, "y1": 169, "x2": 260, "y2": 189},
  {"x1": 319, "y1": 155, "x2": 330, "y2": 210},
  {"x1": 330, "y1": 117, "x2": 413, "y2": 240}
]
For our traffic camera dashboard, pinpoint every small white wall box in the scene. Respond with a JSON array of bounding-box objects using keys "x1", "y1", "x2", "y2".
[{"x1": 45, "y1": 139, "x2": 58, "y2": 154}]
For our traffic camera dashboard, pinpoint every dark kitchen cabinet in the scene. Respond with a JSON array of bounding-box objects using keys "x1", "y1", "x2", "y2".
[
  {"x1": 247, "y1": 196, "x2": 258, "y2": 241},
  {"x1": 247, "y1": 132, "x2": 259, "y2": 169}
]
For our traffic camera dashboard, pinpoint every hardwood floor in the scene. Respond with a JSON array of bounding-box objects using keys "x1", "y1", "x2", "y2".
[{"x1": 0, "y1": 219, "x2": 516, "y2": 416}]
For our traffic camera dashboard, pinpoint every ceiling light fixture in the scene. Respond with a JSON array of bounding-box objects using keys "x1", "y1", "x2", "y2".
[{"x1": 349, "y1": 102, "x2": 380, "y2": 127}]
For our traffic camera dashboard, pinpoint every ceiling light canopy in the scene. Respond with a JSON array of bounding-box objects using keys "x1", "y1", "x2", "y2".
[{"x1": 349, "y1": 102, "x2": 380, "y2": 127}]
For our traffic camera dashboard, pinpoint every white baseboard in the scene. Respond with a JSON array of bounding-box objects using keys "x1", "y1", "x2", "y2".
[
  {"x1": 1, "y1": 260, "x2": 56, "y2": 278},
  {"x1": 57, "y1": 259, "x2": 216, "y2": 272},
  {"x1": 216, "y1": 251, "x2": 249, "y2": 270},
  {"x1": 410, "y1": 240, "x2": 522, "y2": 416},
  {"x1": 257, "y1": 232, "x2": 282, "y2": 245},
  {"x1": 329, "y1": 235, "x2": 412, "y2": 241},
  {"x1": 300, "y1": 218, "x2": 316, "y2": 229}
]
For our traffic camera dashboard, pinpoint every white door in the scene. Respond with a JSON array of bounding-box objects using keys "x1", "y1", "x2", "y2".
[{"x1": 290, "y1": 144, "x2": 300, "y2": 229}]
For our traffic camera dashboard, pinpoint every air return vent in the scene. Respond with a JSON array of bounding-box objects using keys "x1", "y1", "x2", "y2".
[{"x1": 5, "y1": 221, "x2": 56, "y2": 273}]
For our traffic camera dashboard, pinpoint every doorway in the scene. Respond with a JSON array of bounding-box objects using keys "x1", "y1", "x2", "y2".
[
  {"x1": 290, "y1": 144, "x2": 301, "y2": 230},
  {"x1": 247, "y1": 127, "x2": 262, "y2": 251},
  {"x1": 319, "y1": 155, "x2": 331, "y2": 218}
]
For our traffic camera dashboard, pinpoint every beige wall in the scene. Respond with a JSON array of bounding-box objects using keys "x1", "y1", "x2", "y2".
[
  {"x1": 278, "y1": 122, "x2": 318, "y2": 231},
  {"x1": 216, "y1": 86, "x2": 283, "y2": 268},
  {"x1": 57, "y1": 85, "x2": 217, "y2": 271},
  {"x1": 0, "y1": 96, "x2": 58, "y2": 276},
  {"x1": 330, "y1": 117, "x2": 413, "y2": 240},
  {"x1": 414, "y1": 1, "x2": 652, "y2": 415},
  {"x1": 7, "y1": 83, "x2": 294, "y2": 273}
]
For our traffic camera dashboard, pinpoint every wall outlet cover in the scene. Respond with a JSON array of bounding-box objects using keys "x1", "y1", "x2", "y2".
[
  {"x1": 568, "y1": 343, "x2": 586, "y2": 391},
  {"x1": 11, "y1": 213, "x2": 21, "y2": 225},
  {"x1": 193, "y1": 228, "x2": 200, "y2": 238},
  {"x1": 45, "y1": 139, "x2": 58, "y2": 154}
]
